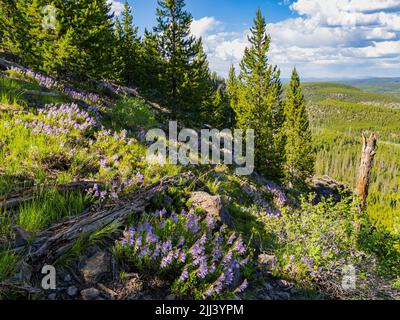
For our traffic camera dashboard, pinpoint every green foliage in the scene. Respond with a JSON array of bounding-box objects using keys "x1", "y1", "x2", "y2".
[
  {"x1": 261, "y1": 194, "x2": 368, "y2": 284},
  {"x1": 102, "y1": 98, "x2": 159, "y2": 131},
  {"x1": 284, "y1": 69, "x2": 315, "y2": 188},
  {"x1": 0, "y1": 249, "x2": 17, "y2": 282},
  {"x1": 235, "y1": 9, "x2": 286, "y2": 181}
]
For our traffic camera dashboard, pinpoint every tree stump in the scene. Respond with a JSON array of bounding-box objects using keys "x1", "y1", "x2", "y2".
[{"x1": 356, "y1": 133, "x2": 377, "y2": 210}]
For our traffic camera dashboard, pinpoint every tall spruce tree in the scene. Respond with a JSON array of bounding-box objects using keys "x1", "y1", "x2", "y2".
[
  {"x1": 236, "y1": 9, "x2": 286, "y2": 181},
  {"x1": 284, "y1": 68, "x2": 315, "y2": 187},
  {"x1": 226, "y1": 64, "x2": 238, "y2": 126},
  {"x1": 140, "y1": 29, "x2": 164, "y2": 96},
  {"x1": 120, "y1": 0, "x2": 140, "y2": 86},
  {"x1": 63, "y1": 0, "x2": 115, "y2": 79},
  {"x1": 154, "y1": 0, "x2": 211, "y2": 117},
  {"x1": 113, "y1": 16, "x2": 125, "y2": 83}
]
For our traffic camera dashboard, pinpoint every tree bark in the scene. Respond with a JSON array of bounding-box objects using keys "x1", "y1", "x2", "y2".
[{"x1": 356, "y1": 133, "x2": 377, "y2": 210}]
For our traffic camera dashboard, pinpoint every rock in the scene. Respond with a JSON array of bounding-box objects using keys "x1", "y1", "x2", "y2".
[
  {"x1": 80, "y1": 252, "x2": 111, "y2": 284},
  {"x1": 312, "y1": 176, "x2": 351, "y2": 204},
  {"x1": 67, "y1": 286, "x2": 78, "y2": 297},
  {"x1": 189, "y1": 191, "x2": 233, "y2": 227},
  {"x1": 258, "y1": 253, "x2": 277, "y2": 270},
  {"x1": 48, "y1": 293, "x2": 57, "y2": 300},
  {"x1": 64, "y1": 274, "x2": 72, "y2": 283},
  {"x1": 81, "y1": 288, "x2": 100, "y2": 300},
  {"x1": 264, "y1": 283, "x2": 274, "y2": 292},
  {"x1": 165, "y1": 294, "x2": 176, "y2": 300}
]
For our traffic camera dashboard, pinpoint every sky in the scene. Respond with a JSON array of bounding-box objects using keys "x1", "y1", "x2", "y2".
[{"x1": 108, "y1": 0, "x2": 400, "y2": 79}]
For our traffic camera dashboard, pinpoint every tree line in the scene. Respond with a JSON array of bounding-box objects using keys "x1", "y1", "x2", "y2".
[{"x1": 0, "y1": 0, "x2": 314, "y2": 187}]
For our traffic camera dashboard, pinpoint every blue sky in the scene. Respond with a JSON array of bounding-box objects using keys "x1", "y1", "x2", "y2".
[
  {"x1": 109, "y1": 0, "x2": 400, "y2": 79},
  {"x1": 125, "y1": 0, "x2": 297, "y2": 34}
]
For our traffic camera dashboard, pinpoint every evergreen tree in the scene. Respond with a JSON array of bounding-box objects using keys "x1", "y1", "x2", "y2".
[
  {"x1": 236, "y1": 9, "x2": 286, "y2": 181},
  {"x1": 226, "y1": 65, "x2": 238, "y2": 126},
  {"x1": 63, "y1": 0, "x2": 115, "y2": 79},
  {"x1": 154, "y1": 0, "x2": 210, "y2": 117},
  {"x1": 113, "y1": 16, "x2": 125, "y2": 83},
  {"x1": 120, "y1": 0, "x2": 140, "y2": 86},
  {"x1": 284, "y1": 68, "x2": 315, "y2": 187},
  {"x1": 139, "y1": 29, "x2": 164, "y2": 96},
  {"x1": 185, "y1": 39, "x2": 214, "y2": 120}
]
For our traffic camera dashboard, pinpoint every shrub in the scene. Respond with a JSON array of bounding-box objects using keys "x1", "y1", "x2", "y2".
[{"x1": 260, "y1": 194, "x2": 369, "y2": 285}]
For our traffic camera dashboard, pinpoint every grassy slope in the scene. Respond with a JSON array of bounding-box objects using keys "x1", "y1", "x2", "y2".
[{"x1": 304, "y1": 82, "x2": 400, "y2": 235}]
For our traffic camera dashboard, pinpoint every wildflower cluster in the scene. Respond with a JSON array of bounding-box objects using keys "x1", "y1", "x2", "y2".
[
  {"x1": 12, "y1": 103, "x2": 98, "y2": 137},
  {"x1": 115, "y1": 209, "x2": 251, "y2": 299}
]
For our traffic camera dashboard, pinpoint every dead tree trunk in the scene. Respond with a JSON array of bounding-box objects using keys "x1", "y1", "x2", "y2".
[{"x1": 356, "y1": 133, "x2": 377, "y2": 210}]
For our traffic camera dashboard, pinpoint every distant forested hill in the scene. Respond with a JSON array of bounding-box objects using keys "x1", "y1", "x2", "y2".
[{"x1": 340, "y1": 78, "x2": 400, "y2": 99}]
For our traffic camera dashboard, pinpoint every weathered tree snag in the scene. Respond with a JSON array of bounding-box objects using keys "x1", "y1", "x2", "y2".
[
  {"x1": 13, "y1": 172, "x2": 194, "y2": 268},
  {"x1": 356, "y1": 133, "x2": 377, "y2": 210}
]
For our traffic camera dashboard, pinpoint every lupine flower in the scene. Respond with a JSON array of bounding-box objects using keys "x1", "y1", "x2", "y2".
[
  {"x1": 179, "y1": 268, "x2": 189, "y2": 282},
  {"x1": 161, "y1": 251, "x2": 174, "y2": 269},
  {"x1": 234, "y1": 279, "x2": 248, "y2": 294}
]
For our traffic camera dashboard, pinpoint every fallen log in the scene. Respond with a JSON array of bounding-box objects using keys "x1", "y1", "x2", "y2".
[
  {"x1": 0, "y1": 181, "x2": 103, "y2": 211},
  {"x1": 98, "y1": 80, "x2": 171, "y2": 115},
  {"x1": 16, "y1": 172, "x2": 194, "y2": 268}
]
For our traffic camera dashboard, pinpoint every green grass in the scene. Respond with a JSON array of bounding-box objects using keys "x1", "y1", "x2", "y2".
[
  {"x1": 18, "y1": 189, "x2": 87, "y2": 233},
  {"x1": 0, "y1": 249, "x2": 17, "y2": 282}
]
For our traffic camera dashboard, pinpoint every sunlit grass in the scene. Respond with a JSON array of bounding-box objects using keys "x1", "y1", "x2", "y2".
[{"x1": 18, "y1": 189, "x2": 87, "y2": 233}]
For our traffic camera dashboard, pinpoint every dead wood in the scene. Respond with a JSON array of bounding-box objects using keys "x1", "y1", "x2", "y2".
[
  {"x1": 356, "y1": 133, "x2": 377, "y2": 210},
  {"x1": 13, "y1": 172, "x2": 194, "y2": 268}
]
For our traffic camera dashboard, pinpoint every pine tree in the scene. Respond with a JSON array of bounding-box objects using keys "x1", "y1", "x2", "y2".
[
  {"x1": 63, "y1": 0, "x2": 115, "y2": 79},
  {"x1": 284, "y1": 68, "x2": 315, "y2": 187},
  {"x1": 139, "y1": 29, "x2": 164, "y2": 96},
  {"x1": 185, "y1": 39, "x2": 214, "y2": 120},
  {"x1": 154, "y1": 0, "x2": 208, "y2": 116},
  {"x1": 226, "y1": 65, "x2": 238, "y2": 126},
  {"x1": 236, "y1": 9, "x2": 286, "y2": 181},
  {"x1": 120, "y1": 0, "x2": 140, "y2": 86},
  {"x1": 112, "y1": 16, "x2": 125, "y2": 83}
]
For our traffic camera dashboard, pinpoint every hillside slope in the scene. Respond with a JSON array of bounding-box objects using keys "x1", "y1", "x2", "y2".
[{"x1": 0, "y1": 62, "x2": 399, "y2": 300}]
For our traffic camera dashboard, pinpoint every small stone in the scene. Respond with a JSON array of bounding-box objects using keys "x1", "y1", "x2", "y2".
[
  {"x1": 165, "y1": 294, "x2": 176, "y2": 300},
  {"x1": 80, "y1": 252, "x2": 111, "y2": 284},
  {"x1": 48, "y1": 293, "x2": 57, "y2": 300},
  {"x1": 258, "y1": 253, "x2": 277, "y2": 270},
  {"x1": 81, "y1": 288, "x2": 100, "y2": 300},
  {"x1": 64, "y1": 274, "x2": 72, "y2": 283},
  {"x1": 67, "y1": 286, "x2": 78, "y2": 297},
  {"x1": 264, "y1": 283, "x2": 273, "y2": 291}
]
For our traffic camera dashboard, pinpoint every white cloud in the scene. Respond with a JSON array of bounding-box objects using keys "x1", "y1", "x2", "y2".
[
  {"x1": 107, "y1": 0, "x2": 124, "y2": 16},
  {"x1": 193, "y1": 0, "x2": 400, "y2": 79},
  {"x1": 191, "y1": 17, "x2": 221, "y2": 38}
]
